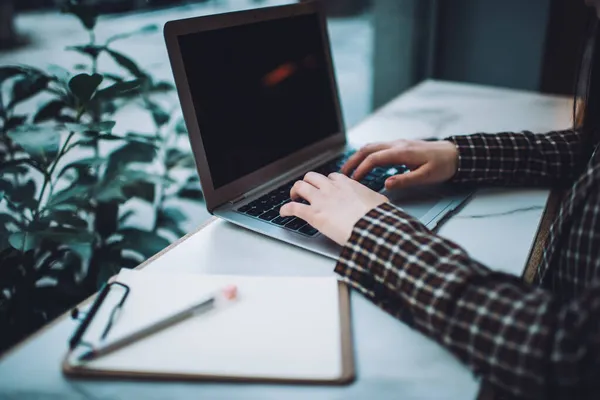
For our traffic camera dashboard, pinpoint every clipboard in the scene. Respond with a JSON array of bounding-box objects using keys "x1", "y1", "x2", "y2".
[{"x1": 62, "y1": 270, "x2": 355, "y2": 385}]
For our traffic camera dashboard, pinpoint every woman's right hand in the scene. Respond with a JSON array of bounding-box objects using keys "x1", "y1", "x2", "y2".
[{"x1": 340, "y1": 139, "x2": 460, "y2": 190}]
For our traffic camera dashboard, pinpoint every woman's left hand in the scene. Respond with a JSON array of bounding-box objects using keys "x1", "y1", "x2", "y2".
[{"x1": 280, "y1": 172, "x2": 389, "y2": 245}]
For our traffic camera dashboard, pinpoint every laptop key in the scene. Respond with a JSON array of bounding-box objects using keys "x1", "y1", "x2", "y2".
[
  {"x1": 272, "y1": 215, "x2": 294, "y2": 226},
  {"x1": 238, "y1": 204, "x2": 251, "y2": 213},
  {"x1": 362, "y1": 174, "x2": 375, "y2": 183},
  {"x1": 259, "y1": 209, "x2": 279, "y2": 221},
  {"x1": 246, "y1": 207, "x2": 263, "y2": 217},
  {"x1": 285, "y1": 217, "x2": 307, "y2": 231},
  {"x1": 367, "y1": 180, "x2": 384, "y2": 192},
  {"x1": 273, "y1": 199, "x2": 291, "y2": 212},
  {"x1": 299, "y1": 224, "x2": 319, "y2": 236}
]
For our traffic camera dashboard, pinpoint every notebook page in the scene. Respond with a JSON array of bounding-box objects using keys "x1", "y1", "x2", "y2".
[{"x1": 75, "y1": 269, "x2": 343, "y2": 380}]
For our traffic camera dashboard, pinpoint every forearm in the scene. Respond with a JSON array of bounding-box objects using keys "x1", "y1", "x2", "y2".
[
  {"x1": 445, "y1": 129, "x2": 585, "y2": 186},
  {"x1": 336, "y1": 203, "x2": 600, "y2": 398}
]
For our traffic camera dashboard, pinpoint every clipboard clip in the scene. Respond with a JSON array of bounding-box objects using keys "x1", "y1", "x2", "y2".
[{"x1": 68, "y1": 281, "x2": 131, "y2": 351}]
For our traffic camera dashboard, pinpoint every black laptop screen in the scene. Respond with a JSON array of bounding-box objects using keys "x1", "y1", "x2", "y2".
[{"x1": 177, "y1": 13, "x2": 341, "y2": 190}]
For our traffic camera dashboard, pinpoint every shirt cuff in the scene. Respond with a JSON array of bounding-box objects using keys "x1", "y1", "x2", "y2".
[{"x1": 445, "y1": 135, "x2": 479, "y2": 183}]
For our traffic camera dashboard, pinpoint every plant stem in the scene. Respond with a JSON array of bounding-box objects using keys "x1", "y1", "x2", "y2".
[{"x1": 34, "y1": 105, "x2": 82, "y2": 218}]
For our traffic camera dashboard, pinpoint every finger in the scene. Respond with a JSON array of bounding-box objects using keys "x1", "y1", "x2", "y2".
[
  {"x1": 352, "y1": 148, "x2": 402, "y2": 181},
  {"x1": 327, "y1": 172, "x2": 350, "y2": 182},
  {"x1": 303, "y1": 171, "x2": 331, "y2": 189},
  {"x1": 340, "y1": 143, "x2": 390, "y2": 175},
  {"x1": 384, "y1": 166, "x2": 433, "y2": 190},
  {"x1": 280, "y1": 201, "x2": 311, "y2": 221},
  {"x1": 290, "y1": 180, "x2": 318, "y2": 202}
]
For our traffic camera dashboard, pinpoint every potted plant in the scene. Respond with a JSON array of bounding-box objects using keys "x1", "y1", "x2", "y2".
[{"x1": 0, "y1": 0, "x2": 201, "y2": 353}]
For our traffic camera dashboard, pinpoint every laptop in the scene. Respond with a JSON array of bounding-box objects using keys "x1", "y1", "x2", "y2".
[{"x1": 164, "y1": 1, "x2": 472, "y2": 259}]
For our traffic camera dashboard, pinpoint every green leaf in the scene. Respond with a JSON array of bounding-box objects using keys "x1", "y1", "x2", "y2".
[
  {"x1": 165, "y1": 148, "x2": 195, "y2": 170},
  {"x1": 94, "y1": 170, "x2": 168, "y2": 203},
  {"x1": 151, "y1": 81, "x2": 175, "y2": 92},
  {"x1": 0, "y1": 212, "x2": 21, "y2": 232},
  {"x1": 0, "y1": 191, "x2": 4, "y2": 204},
  {"x1": 156, "y1": 206, "x2": 187, "y2": 237},
  {"x1": 106, "y1": 24, "x2": 158, "y2": 44},
  {"x1": 10, "y1": 228, "x2": 94, "y2": 261},
  {"x1": 122, "y1": 180, "x2": 155, "y2": 203},
  {"x1": 9, "y1": 231, "x2": 36, "y2": 251},
  {"x1": 0, "y1": 179, "x2": 11, "y2": 192},
  {"x1": 145, "y1": 100, "x2": 170, "y2": 127},
  {"x1": 7, "y1": 125, "x2": 61, "y2": 163},
  {"x1": 119, "y1": 209, "x2": 135, "y2": 224},
  {"x1": 57, "y1": 156, "x2": 104, "y2": 179},
  {"x1": 41, "y1": 210, "x2": 87, "y2": 229},
  {"x1": 4, "y1": 115, "x2": 27, "y2": 130},
  {"x1": 175, "y1": 118, "x2": 187, "y2": 135},
  {"x1": 178, "y1": 187, "x2": 203, "y2": 201},
  {"x1": 64, "y1": 120, "x2": 115, "y2": 134},
  {"x1": 46, "y1": 64, "x2": 70, "y2": 83},
  {"x1": 102, "y1": 73, "x2": 124, "y2": 82},
  {"x1": 125, "y1": 132, "x2": 152, "y2": 142},
  {"x1": 105, "y1": 49, "x2": 146, "y2": 78},
  {"x1": 0, "y1": 164, "x2": 28, "y2": 175},
  {"x1": 94, "y1": 201, "x2": 119, "y2": 239},
  {"x1": 105, "y1": 141, "x2": 157, "y2": 178},
  {"x1": 115, "y1": 228, "x2": 170, "y2": 259},
  {"x1": 47, "y1": 184, "x2": 92, "y2": 210},
  {"x1": 68, "y1": 73, "x2": 103, "y2": 105},
  {"x1": 33, "y1": 100, "x2": 67, "y2": 123},
  {"x1": 96, "y1": 134, "x2": 132, "y2": 142},
  {"x1": 65, "y1": 44, "x2": 105, "y2": 59},
  {"x1": 7, "y1": 179, "x2": 37, "y2": 210},
  {"x1": 0, "y1": 158, "x2": 50, "y2": 182},
  {"x1": 94, "y1": 250, "x2": 140, "y2": 288},
  {"x1": 94, "y1": 79, "x2": 142, "y2": 100},
  {"x1": 61, "y1": 2, "x2": 98, "y2": 30},
  {"x1": 9, "y1": 74, "x2": 49, "y2": 109},
  {"x1": 94, "y1": 178, "x2": 128, "y2": 202},
  {"x1": 0, "y1": 66, "x2": 28, "y2": 84},
  {"x1": 178, "y1": 177, "x2": 203, "y2": 201}
]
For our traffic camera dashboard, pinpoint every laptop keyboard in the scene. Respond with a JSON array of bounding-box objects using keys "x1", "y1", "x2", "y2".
[{"x1": 235, "y1": 151, "x2": 408, "y2": 237}]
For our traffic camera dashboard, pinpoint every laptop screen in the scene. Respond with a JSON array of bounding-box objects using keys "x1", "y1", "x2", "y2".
[{"x1": 177, "y1": 13, "x2": 341, "y2": 190}]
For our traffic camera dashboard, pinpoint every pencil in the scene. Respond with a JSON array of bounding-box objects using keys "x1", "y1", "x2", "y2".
[{"x1": 78, "y1": 285, "x2": 237, "y2": 362}]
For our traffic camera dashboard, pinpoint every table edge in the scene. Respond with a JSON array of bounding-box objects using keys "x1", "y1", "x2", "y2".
[
  {"x1": 521, "y1": 189, "x2": 562, "y2": 283},
  {"x1": 0, "y1": 217, "x2": 218, "y2": 362}
]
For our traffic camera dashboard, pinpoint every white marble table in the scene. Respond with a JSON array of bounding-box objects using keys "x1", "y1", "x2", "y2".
[{"x1": 0, "y1": 80, "x2": 573, "y2": 399}]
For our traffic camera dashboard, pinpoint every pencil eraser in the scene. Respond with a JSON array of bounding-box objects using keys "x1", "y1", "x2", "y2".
[{"x1": 222, "y1": 285, "x2": 238, "y2": 300}]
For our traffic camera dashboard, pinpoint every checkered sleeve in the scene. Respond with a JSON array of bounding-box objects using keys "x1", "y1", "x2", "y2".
[
  {"x1": 446, "y1": 129, "x2": 585, "y2": 186},
  {"x1": 335, "y1": 202, "x2": 600, "y2": 399}
]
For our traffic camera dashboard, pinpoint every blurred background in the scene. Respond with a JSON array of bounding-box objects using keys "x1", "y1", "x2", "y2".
[{"x1": 0, "y1": 0, "x2": 589, "y2": 353}]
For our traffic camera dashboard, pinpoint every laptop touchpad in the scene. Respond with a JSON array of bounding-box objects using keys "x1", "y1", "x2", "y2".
[{"x1": 384, "y1": 186, "x2": 445, "y2": 220}]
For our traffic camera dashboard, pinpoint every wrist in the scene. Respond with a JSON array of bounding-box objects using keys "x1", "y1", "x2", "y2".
[{"x1": 441, "y1": 140, "x2": 460, "y2": 180}]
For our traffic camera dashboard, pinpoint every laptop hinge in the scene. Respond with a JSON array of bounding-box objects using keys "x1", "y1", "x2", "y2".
[{"x1": 229, "y1": 194, "x2": 246, "y2": 205}]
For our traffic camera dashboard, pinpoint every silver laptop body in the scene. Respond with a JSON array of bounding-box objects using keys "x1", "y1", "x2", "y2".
[{"x1": 164, "y1": 2, "x2": 472, "y2": 259}]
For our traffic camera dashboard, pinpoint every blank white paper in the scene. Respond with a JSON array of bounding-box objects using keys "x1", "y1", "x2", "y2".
[{"x1": 77, "y1": 269, "x2": 343, "y2": 381}]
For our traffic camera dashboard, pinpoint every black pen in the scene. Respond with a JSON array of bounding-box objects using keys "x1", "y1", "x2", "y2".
[{"x1": 79, "y1": 285, "x2": 238, "y2": 362}]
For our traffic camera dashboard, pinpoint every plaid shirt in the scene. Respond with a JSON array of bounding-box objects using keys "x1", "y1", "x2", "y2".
[{"x1": 335, "y1": 129, "x2": 600, "y2": 399}]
